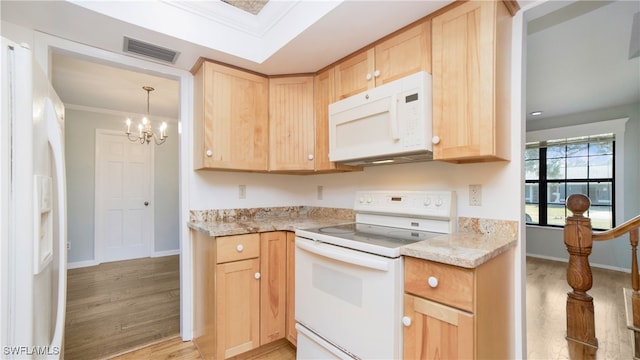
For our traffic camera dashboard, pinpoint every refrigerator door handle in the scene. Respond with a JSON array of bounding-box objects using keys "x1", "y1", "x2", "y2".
[{"x1": 46, "y1": 98, "x2": 67, "y2": 352}]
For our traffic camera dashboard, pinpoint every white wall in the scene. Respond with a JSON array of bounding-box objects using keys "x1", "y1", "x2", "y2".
[{"x1": 191, "y1": 160, "x2": 521, "y2": 221}]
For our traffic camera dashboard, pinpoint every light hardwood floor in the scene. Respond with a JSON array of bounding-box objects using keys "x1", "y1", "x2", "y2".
[
  {"x1": 64, "y1": 255, "x2": 180, "y2": 359},
  {"x1": 527, "y1": 256, "x2": 633, "y2": 359}
]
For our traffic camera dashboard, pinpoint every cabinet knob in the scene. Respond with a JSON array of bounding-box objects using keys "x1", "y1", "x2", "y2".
[
  {"x1": 254, "y1": 272, "x2": 261, "y2": 280},
  {"x1": 431, "y1": 136, "x2": 441, "y2": 145},
  {"x1": 428, "y1": 276, "x2": 439, "y2": 288},
  {"x1": 236, "y1": 244, "x2": 244, "y2": 252},
  {"x1": 308, "y1": 154, "x2": 314, "y2": 160},
  {"x1": 373, "y1": 69, "x2": 380, "y2": 77},
  {"x1": 402, "y1": 316, "x2": 412, "y2": 327},
  {"x1": 205, "y1": 149, "x2": 213, "y2": 157},
  {"x1": 366, "y1": 73, "x2": 372, "y2": 81}
]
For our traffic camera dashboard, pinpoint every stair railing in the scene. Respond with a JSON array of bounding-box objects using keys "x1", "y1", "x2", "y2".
[{"x1": 564, "y1": 193, "x2": 640, "y2": 351}]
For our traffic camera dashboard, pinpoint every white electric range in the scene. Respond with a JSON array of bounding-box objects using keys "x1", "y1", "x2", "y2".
[{"x1": 295, "y1": 190, "x2": 456, "y2": 359}]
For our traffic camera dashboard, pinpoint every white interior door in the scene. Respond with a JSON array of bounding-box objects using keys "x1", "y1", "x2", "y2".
[{"x1": 95, "y1": 130, "x2": 153, "y2": 262}]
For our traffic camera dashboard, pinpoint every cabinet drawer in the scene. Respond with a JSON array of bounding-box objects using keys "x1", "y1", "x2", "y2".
[
  {"x1": 217, "y1": 234, "x2": 260, "y2": 264},
  {"x1": 404, "y1": 256, "x2": 474, "y2": 312}
]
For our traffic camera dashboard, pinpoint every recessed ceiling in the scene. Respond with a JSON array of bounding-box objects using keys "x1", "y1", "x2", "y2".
[
  {"x1": 526, "y1": 0, "x2": 640, "y2": 122},
  {"x1": 222, "y1": 0, "x2": 268, "y2": 15}
]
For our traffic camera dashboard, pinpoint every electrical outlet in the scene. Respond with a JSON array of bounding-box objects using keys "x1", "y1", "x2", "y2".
[
  {"x1": 239, "y1": 185, "x2": 246, "y2": 199},
  {"x1": 317, "y1": 185, "x2": 324, "y2": 200},
  {"x1": 469, "y1": 184, "x2": 482, "y2": 206}
]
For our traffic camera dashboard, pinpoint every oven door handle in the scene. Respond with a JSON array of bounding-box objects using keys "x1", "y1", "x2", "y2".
[{"x1": 296, "y1": 238, "x2": 389, "y2": 272}]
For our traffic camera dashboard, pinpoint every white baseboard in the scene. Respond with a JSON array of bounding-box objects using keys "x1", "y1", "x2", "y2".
[
  {"x1": 526, "y1": 253, "x2": 631, "y2": 273},
  {"x1": 67, "y1": 249, "x2": 179, "y2": 269},
  {"x1": 152, "y1": 249, "x2": 180, "y2": 258},
  {"x1": 67, "y1": 259, "x2": 100, "y2": 269}
]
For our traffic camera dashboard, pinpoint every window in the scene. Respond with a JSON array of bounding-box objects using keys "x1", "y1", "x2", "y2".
[{"x1": 525, "y1": 134, "x2": 615, "y2": 230}]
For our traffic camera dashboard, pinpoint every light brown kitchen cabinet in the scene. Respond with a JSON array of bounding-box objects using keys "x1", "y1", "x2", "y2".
[
  {"x1": 192, "y1": 231, "x2": 288, "y2": 359},
  {"x1": 268, "y1": 76, "x2": 315, "y2": 171},
  {"x1": 403, "y1": 293, "x2": 474, "y2": 359},
  {"x1": 285, "y1": 232, "x2": 297, "y2": 346},
  {"x1": 216, "y1": 257, "x2": 261, "y2": 358},
  {"x1": 334, "y1": 20, "x2": 431, "y2": 100},
  {"x1": 431, "y1": 0, "x2": 512, "y2": 163},
  {"x1": 193, "y1": 60, "x2": 269, "y2": 171},
  {"x1": 259, "y1": 231, "x2": 287, "y2": 345},
  {"x1": 403, "y1": 248, "x2": 514, "y2": 359}
]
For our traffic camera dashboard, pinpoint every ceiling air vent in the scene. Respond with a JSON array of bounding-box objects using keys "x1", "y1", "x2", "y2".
[{"x1": 123, "y1": 37, "x2": 180, "y2": 64}]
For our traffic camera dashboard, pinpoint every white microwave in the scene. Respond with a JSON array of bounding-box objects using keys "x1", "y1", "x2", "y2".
[{"x1": 328, "y1": 71, "x2": 432, "y2": 166}]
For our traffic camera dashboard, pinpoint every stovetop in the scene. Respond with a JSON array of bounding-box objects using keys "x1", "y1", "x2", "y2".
[
  {"x1": 296, "y1": 190, "x2": 456, "y2": 258},
  {"x1": 296, "y1": 222, "x2": 444, "y2": 258}
]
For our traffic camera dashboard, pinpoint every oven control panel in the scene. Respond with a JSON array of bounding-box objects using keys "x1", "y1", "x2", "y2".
[{"x1": 354, "y1": 190, "x2": 456, "y2": 220}]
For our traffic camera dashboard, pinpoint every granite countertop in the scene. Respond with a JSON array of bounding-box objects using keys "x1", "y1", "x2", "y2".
[
  {"x1": 188, "y1": 207, "x2": 518, "y2": 269},
  {"x1": 400, "y1": 232, "x2": 516, "y2": 268},
  {"x1": 188, "y1": 217, "x2": 353, "y2": 237}
]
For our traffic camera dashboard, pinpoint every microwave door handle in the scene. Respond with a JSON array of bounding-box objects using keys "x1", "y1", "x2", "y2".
[
  {"x1": 390, "y1": 94, "x2": 399, "y2": 141},
  {"x1": 295, "y1": 238, "x2": 389, "y2": 272}
]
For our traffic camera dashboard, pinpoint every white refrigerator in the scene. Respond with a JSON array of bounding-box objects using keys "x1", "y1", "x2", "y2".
[{"x1": 1, "y1": 37, "x2": 67, "y2": 358}]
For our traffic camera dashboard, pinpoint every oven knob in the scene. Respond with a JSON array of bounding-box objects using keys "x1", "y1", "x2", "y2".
[
  {"x1": 366, "y1": 197, "x2": 372, "y2": 204},
  {"x1": 402, "y1": 316, "x2": 412, "y2": 327},
  {"x1": 424, "y1": 198, "x2": 431, "y2": 206},
  {"x1": 359, "y1": 197, "x2": 365, "y2": 204},
  {"x1": 254, "y1": 272, "x2": 261, "y2": 280},
  {"x1": 428, "y1": 276, "x2": 439, "y2": 288},
  {"x1": 435, "y1": 198, "x2": 443, "y2": 207},
  {"x1": 236, "y1": 244, "x2": 244, "y2": 252}
]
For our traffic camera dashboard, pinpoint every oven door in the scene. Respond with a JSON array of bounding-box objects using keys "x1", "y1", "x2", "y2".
[{"x1": 295, "y1": 236, "x2": 403, "y2": 359}]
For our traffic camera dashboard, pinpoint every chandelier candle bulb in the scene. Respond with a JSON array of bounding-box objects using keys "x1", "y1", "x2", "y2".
[{"x1": 126, "y1": 118, "x2": 131, "y2": 133}]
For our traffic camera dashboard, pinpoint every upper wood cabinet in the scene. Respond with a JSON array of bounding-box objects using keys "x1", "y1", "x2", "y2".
[
  {"x1": 268, "y1": 76, "x2": 315, "y2": 171},
  {"x1": 431, "y1": 0, "x2": 512, "y2": 163},
  {"x1": 334, "y1": 20, "x2": 431, "y2": 100},
  {"x1": 193, "y1": 61, "x2": 269, "y2": 171}
]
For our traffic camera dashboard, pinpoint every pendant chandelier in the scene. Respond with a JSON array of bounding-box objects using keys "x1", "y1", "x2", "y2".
[{"x1": 125, "y1": 86, "x2": 167, "y2": 145}]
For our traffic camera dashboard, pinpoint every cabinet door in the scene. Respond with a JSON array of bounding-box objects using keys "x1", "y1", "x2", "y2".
[
  {"x1": 268, "y1": 76, "x2": 315, "y2": 171},
  {"x1": 334, "y1": 48, "x2": 375, "y2": 100},
  {"x1": 314, "y1": 68, "x2": 335, "y2": 171},
  {"x1": 285, "y1": 232, "x2": 297, "y2": 346},
  {"x1": 375, "y1": 20, "x2": 431, "y2": 85},
  {"x1": 196, "y1": 61, "x2": 268, "y2": 171},
  {"x1": 216, "y1": 258, "x2": 261, "y2": 359},
  {"x1": 260, "y1": 232, "x2": 287, "y2": 345},
  {"x1": 431, "y1": 1, "x2": 510, "y2": 162},
  {"x1": 403, "y1": 294, "x2": 474, "y2": 359}
]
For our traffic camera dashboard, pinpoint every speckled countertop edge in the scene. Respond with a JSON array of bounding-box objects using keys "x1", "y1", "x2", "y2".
[
  {"x1": 187, "y1": 206, "x2": 355, "y2": 237},
  {"x1": 188, "y1": 208, "x2": 518, "y2": 268}
]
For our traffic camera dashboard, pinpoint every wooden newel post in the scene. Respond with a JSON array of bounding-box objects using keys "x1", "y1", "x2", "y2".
[{"x1": 564, "y1": 194, "x2": 598, "y2": 348}]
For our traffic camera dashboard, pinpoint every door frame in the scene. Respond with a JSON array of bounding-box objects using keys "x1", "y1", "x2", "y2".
[
  {"x1": 94, "y1": 129, "x2": 154, "y2": 263},
  {"x1": 32, "y1": 32, "x2": 194, "y2": 340}
]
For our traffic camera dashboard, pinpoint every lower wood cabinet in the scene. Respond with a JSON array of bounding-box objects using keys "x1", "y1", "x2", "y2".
[
  {"x1": 192, "y1": 231, "x2": 291, "y2": 359},
  {"x1": 403, "y1": 248, "x2": 514, "y2": 359},
  {"x1": 285, "y1": 232, "x2": 297, "y2": 345}
]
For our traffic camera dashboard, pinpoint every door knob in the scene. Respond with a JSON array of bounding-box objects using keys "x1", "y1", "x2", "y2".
[{"x1": 144, "y1": 201, "x2": 149, "y2": 206}]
